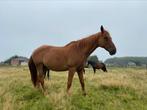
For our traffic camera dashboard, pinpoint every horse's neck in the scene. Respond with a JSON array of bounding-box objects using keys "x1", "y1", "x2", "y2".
[{"x1": 78, "y1": 33, "x2": 99, "y2": 57}]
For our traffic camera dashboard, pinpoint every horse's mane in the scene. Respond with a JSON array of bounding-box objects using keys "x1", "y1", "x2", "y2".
[
  {"x1": 78, "y1": 33, "x2": 99, "y2": 48},
  {"x1": 65, "y1": 33, "x2": 99, "y2": 49},
  {"x1": 65, "y1": 41, "x2": 77, "y2": 47},
  {"x1": 64, "y1": 33, "x2": 101, "y2": 57}
]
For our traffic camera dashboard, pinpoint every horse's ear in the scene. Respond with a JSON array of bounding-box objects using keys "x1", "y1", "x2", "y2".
[{"x1": 100, "y1": 25, "x2": 104, "y2": 33}]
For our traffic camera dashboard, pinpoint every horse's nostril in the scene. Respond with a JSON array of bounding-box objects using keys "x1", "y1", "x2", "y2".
[{"x1": 110, "y1": 49, "x2": 116, "y2": 55}]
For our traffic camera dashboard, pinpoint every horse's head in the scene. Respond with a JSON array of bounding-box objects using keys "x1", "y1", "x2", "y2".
[
  {"x1": 98, "y1": 25, "x2": 116, "y2": 55},
  {"x1": 101, "y1": 63, "x2": 107, "y2": 72}
]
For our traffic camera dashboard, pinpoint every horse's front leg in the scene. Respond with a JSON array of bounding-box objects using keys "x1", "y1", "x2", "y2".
[
  {"x1": 67, "y1": 68, "x2": 76, "y2": 95},
  {"x1": 77, "y1": 69, "x2": 86, "y2": 96}
]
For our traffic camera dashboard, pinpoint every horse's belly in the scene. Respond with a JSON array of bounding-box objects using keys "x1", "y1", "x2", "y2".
[
  {"x1": 44, "y1": 59, "x2": 68, "y2": 71},
  {"x1": 43, "y1": 49, "x2": 69, "y2": 71},
  {"x1": 47, "y1": 64, "x2": 68, "y2": 71}
]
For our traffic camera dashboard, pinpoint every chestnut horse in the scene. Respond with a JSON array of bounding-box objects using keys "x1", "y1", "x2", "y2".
[
  {"x1": 87, "y1": 61, "x2": 107, "y2": 73},
  {"x1": 28, "y1": 26, "x2": 116, "y2": 95}
]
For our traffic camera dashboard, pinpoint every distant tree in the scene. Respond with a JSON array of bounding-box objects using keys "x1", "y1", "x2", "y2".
[
  {"x1": 87, "y1": 55, "x2": 99, "y2": 63},
  {"x1": 105, "y1": 57, "x2": 147, "y2": 67}
]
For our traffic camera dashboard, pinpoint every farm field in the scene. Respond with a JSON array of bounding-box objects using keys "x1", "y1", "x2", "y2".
[{"x1": 0, "y1": 66, "x2": 147, "y2": 110}]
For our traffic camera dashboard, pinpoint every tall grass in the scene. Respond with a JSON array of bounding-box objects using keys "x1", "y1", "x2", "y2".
[{"x1": 0, "y1": 66, "x2": 147, "y2": 110}]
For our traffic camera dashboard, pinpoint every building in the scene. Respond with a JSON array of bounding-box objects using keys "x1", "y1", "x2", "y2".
[{"x1": 10, "y1": 56, "x2": 29, "y2": 66}]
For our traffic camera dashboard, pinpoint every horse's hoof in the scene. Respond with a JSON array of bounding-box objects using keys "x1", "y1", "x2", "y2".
[
  {"x1": 43, "y1": 91, "x2": 48, "y2": 96},
  {"x1": 67, "y1": 91, "x2": 72, "y2": 96}
]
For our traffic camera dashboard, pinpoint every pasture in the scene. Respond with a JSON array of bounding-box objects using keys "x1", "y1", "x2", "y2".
[{"x1": 0, "y1": 66, "x2": 147, "y2": 110}]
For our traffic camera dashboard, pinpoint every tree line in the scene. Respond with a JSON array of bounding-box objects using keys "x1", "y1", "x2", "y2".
[
  {"x1": 104, "y1": 57, "x2": 147, "y2": 67},
  {"x1": 1, "y1": 55, "x2": 147, "y2": 67}
]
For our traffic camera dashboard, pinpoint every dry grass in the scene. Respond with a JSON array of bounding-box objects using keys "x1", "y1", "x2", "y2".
[{"x1": 0, "y1": 66, "x2": 147, "y2": 110}]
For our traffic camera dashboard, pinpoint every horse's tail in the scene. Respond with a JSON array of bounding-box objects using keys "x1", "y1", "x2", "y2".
[{"x1": 28, "y1": 56, "x2": 37, "y2": 87}]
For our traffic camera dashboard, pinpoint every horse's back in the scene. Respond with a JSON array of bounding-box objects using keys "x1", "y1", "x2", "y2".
[
  {"x1": 31, "y1": 43, "x2": 86, "y2": 71},
  {"x1": 31, "y1": 45, "x2": 68, "y2": 70},
  {"x1": 31, "y1": 45, "x2": 52, "y2": 64}
]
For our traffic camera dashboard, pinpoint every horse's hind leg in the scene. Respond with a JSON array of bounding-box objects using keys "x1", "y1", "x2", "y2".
[{"x1": 37, "y1": 64, "x2": 45, "y2": 91}]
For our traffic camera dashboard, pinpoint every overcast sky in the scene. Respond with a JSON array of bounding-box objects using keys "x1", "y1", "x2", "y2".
[{"x1": 0, "y1": 0, "x2": 147, "y2": 61}]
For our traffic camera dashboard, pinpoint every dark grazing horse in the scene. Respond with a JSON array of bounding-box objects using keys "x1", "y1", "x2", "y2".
[
  {"x1": 87, "y1": 61, "x2": 107, "y2": 73},
  {"x1": 28, "y1": 26, "x2": 116, "y2": 95}
]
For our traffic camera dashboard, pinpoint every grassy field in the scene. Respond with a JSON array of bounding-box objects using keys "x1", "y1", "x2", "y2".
[{"x1": 0, "y1": 66, "x2": 147, "y2": 110}]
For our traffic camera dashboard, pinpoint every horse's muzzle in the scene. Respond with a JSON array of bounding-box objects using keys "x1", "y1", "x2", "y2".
[{"x1": 109, "y1": 49, "x2": 116, "y2": 55}]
